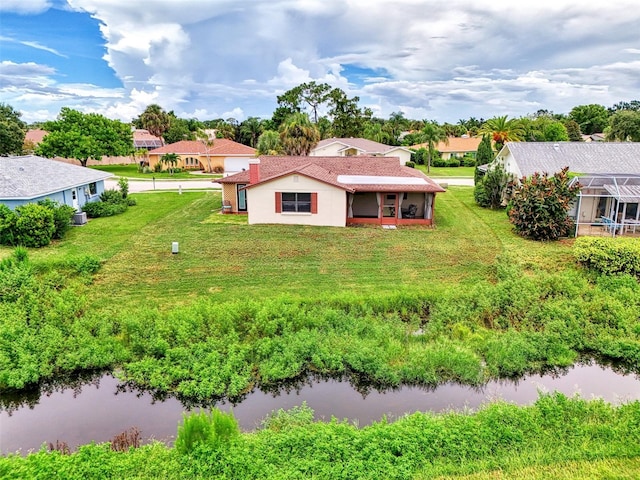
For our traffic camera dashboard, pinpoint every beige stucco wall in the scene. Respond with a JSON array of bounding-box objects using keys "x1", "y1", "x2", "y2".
[
  {"x1": 385, "y1": 149, "x2": 411, "y2": 165},
  {"x1": 148, "y1": 154, "x2": 227, "y2": 172},
  {"x1": 497, "y1": 150, "x2": 522, "y2": 178},
  {"x1": 309, "y1": 143, "x2": 344, "y2": 156},
  {"x1": 247, "y1": 175, "x2": 347, "y2": 227}
]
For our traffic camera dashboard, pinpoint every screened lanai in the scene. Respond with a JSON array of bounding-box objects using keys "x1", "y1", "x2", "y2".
[{"x1": 571, "y1": 175, "x2": 640, "y2": 237}]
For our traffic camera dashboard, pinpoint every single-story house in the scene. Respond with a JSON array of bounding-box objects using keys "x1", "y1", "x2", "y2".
[
  {"x1": 0, "y1": 155, "x2": 112, "y2": 211},
  {"x1": 148, "y1": 139, "x2": 256, "y2": 174},
  {"x1": 492, "y1": 142, "x2": 640, "y2": 237},
  {"x1": 310, "y1": 138, "x2": 413, "y2": 166},
  {"x1": 412, "y1": 136, "x2": 482, "y2": 160},
  {"x1": 216, "y1": 156, "x2": 445, "y2": 227}
]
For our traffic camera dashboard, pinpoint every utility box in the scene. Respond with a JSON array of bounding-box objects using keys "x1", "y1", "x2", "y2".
[
  {"x1": 73, "y1": 212, "x2": 87, "y2": 225},
  {"x1": 172, "y1": 242, "x2": 179, "y2": 254}
]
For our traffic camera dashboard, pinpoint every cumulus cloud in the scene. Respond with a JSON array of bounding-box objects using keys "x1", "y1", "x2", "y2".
[{"x1": 5, "y1": 0, "x2": 640, "y2": 123}]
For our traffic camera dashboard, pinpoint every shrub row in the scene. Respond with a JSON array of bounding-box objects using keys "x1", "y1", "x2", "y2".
[
  {"x1": 0, "y1": 200, "x2": 75, "y2": 248},
  {"x1": 82, "y1": 188, "x2": 136, "y2": 218},
  {"x1": 574, "y1": 236, "x2": 640, "y2": 277}
]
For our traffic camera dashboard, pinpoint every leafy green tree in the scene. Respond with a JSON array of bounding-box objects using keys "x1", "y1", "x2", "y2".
[
  {"x1": 276, "y1": 81, "x2": 333, "y2": 123},
  {"x1": 0, "y1": 103, "x2": 27, "y2": 155},
  {"x1": 136, "y1": 104, "x2": 171, "y2": 138},
  {"x1": 418, "y1": 122, "x2": 448, "y2": 173},
  {"x1": 564, "y1": 119, "x2": 583, "y2": 141},
  {"x1": 542, "y1": 122, "x2": 569, "y2": 141},
  {"x1": 327, "y1": 88, "x2": 372, "y2": 138},
  {"x1": 569, "y1": 104, "x2": 609, "y2": 135},
  {"x1": 163, "y1": 114, "x2": 195, "y2": 144},
  {"x1": 507, "y1": 167, "x2": 580, "y2": 240},
  {"x1": 256, "y1": 130, "x2": 282, "y2": 155},
  {"x1": 608, "y1": 100, "x2": 640, "y2": 113},
  {"x1": 279, "y1": 113, "x2": 320, "y2": 155},
  {"x1": 606, "y1": 110, "x2": 640, "y2": 141},
  {"x1": 36, "y1": 108, "x2": 133, "y2": 167},
  {"x1": 479, "y1": 116, "x2": 524, "y2": 151},
  {"x1": 363, "y1": 122, "x2": 393, "y2": 144}
]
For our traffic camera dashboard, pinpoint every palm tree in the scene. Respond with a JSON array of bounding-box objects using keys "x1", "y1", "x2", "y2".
[
  {"x1": 279, "y1": 113, "x2": 320, "y2": 155},
  {"x1": 256, "y1": 130, "x2": 282, "y2": 155},
  {"x1": 160, "y1": 152, "x2": 179, "y2": 175},
  {"x1": 139, "y1": 104, "x2": 171, "y2": 139},
  {"x1": 419, "y1": 122, "x2": 448, "y2": 173},
  {"x1": 239, "y1": 117, "x2": 263, "y2": 148},
  {"x1": 479, "y1": 115, "x2": 524, "y2": 151}
]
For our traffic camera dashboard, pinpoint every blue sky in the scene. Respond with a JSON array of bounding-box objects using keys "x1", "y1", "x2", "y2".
[{"x1": 1, "y1": 0, "x2": 640, "y2": 125}]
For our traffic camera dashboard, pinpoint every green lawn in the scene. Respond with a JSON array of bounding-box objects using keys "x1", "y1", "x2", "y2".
[
  {"x1": 415, "y1": 165, "x2": 476, "y2": 177},
  {"x1": 90, "y1": 164, "x2": 220, "y2": 180},
  {"x1": 24, "y1": 187, "x2": 572, "y2": 311}
]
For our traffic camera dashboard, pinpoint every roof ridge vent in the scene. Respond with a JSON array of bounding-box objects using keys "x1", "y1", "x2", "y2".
[{"x1": 553, "y1": 143, "x2": 560, "y2": 151}]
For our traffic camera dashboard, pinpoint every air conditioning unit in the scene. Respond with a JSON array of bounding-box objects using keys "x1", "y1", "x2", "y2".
[{"x1": 73, "y1": 212, "x2": 87, "y2": 225}]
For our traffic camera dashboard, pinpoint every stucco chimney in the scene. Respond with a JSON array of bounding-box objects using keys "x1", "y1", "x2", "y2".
[{"x1": 249, "y1": 159, "x2": 260, "y2": 184}]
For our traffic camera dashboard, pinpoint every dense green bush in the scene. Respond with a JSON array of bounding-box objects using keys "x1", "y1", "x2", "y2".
[
  {"x1": 405, "y1": 161, "x2": 415, "y2": 168},
  {"x1": 474, "y1": 162, "x2": 512, "y2": 209},
  {"x1": 82, "y1": 187, "x2": 134, "y2": 218},
  {"x1": 37, "y1": 199, "x2": 76, "y2": 239},
  {"x1": 175, "y1": 410, "x2": 240, "y2": 455},
  {"x1": 574, "y1": 237, "x2": 640, "y2": 277},
  {"x1": 0, "y1": 204, "x2": 17, "y2": 245},
  {"x1": 14, "y1": 203, "x2": 56, "y2": 247},
  {"x1": 507, "y1": 167, "x2": 580, "y2": 240}
]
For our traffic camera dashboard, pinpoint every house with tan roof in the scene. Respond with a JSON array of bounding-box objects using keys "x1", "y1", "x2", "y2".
[
  {"x1": 133, "y1": 129, "x2": 163, "y2": 150},
  {"x1": 216, "y1": 156, "x2": 445, "y2": 227},
  {"x1": 412, "y1": 136, "x2": 482, "y2": 160},
  {"x1": 148, "y1": 139, "x2": 256, "y2": 173},
  {"x1": 310, "y1": 138, "x2": 413, "y2": 166}
]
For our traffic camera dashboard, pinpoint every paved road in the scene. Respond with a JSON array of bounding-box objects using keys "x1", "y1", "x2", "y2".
[
  {"x1": 106, "y1": 177, "x2": 473, "y2": 193},
  {"x1": 105, "y1": 178, "x2": 220, "y2": 193}
]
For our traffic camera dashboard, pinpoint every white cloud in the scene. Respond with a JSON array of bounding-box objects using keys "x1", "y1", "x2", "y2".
[
  {"x1": 5, "y1": 0, "x2": 640, "y2": 124},
  {"x1": 0, "y1": 0, "x2": 51, "y2": 14}
]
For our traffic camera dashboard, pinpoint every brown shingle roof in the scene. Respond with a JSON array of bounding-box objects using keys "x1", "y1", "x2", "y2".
[
  {"x1": 218, "y1": 156, "x2": 445, "y2": 193},
  {"x1": 149, "y1": 139, "x2": 256, "y2": 156}
]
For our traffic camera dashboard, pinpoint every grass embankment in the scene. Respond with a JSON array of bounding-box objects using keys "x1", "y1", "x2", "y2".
[
  {"x1": 2, "y1": 395, "x2": 640, "y2": 479},
  {"x1": 91, "y1": 164, "x2": 220, "y2": 180}
]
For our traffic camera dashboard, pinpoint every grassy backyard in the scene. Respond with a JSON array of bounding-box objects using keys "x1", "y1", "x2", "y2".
[
  {"x1": 416, "y1": 165, "x2": 475, "y2": 177},
  {"x1": 27, "y1": 187, "x2": 572, "y2": 310}
]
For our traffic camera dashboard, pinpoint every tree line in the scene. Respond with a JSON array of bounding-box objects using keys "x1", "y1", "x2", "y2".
[{"x1": 1, "y1": 87, "x2": 639, "y2": 161}]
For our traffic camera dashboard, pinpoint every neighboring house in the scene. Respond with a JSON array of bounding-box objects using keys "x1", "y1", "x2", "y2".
[
  {"x1": 412, "y1": 136, "x2": 482, "y2": 160},
  {"x1": 0, "y1": 155, "x2": 112, "y2": 211},
  {"x1": 25, "y1": 129, "x2": 48, "y2": 145},
  {"x1": 581, "y1": 133, "x2": 606, "y2": 142},
  {"x1": 217, "y1": 156, "x2": 445, "y2": 227},
  {"x1": 148, "y1": 139, "x2": 256, "y2": 173},
  {"x1": 133, "y1": 129, "x2": 163, "y2": 150},
  {"x1": 310, "y1": 138, "x2": 413, "y2": 166},
  {"x1": 492, "y1": 142, "x2": 640, "y2": 237}
]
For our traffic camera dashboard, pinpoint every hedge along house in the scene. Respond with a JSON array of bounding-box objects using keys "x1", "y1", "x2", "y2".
[
  {"x1": 147, "y1": 139, "x2": 256, "y2": 174},
  {"x1": 492, "y1": 142, "x2": 640, "y2": 237},
  {"x1": 0, "y1": 155, "x2": 112, "y2": 211},
  {"x1": 216, "y1": 156, "x2": 445, "y2": 227}
]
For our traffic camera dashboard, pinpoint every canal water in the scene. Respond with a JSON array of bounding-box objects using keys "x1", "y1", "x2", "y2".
[{"x1": 1, "y1": 363, "x2": 639, "y2": 455}]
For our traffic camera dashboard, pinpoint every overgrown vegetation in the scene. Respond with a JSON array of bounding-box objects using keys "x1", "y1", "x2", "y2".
[
  {"x1": 574, "y1": 236, "x2": 640, "y2": 277},
  {"x1": 474, "y1": 161, "x2": 512, "y2": 209},
  {"x1": 2, "y1": 396, "x2": 640, "y2": 479}
]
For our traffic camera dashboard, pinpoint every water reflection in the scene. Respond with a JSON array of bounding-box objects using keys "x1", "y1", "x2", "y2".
[{"x1": 1, "y1": 361, "x2": 639, "y2": 455}]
